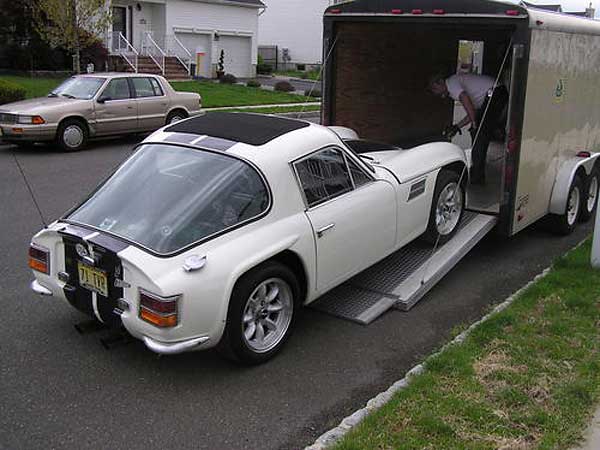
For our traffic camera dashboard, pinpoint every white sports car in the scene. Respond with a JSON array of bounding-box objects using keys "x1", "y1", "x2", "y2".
[{"x1": 29, "y1": 112, "x2": 467, "y2": 364}]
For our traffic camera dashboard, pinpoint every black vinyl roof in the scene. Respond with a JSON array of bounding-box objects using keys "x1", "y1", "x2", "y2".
[
  {"x1": 325, "y1": 0, "x2": 527, "y2": 16},
  {"x1": 165, "y1": 112, "x2": 310, "y2": 146}
]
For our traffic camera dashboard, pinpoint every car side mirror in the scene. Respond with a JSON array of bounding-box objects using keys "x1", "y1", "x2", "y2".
[{"x1": 97, "y1": 96, "x2": 110, "y2": 104}]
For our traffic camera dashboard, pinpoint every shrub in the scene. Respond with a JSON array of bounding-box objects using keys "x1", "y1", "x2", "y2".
[
  {"x1": 257, "y1": 64, "x2": 273, "y2": 75},
  {"x1": 304, "y1": 88, "x2": 322, "y2": 98},
  {"x1": 0, "y1": 79, "x2": 26, "y2": 105},
  {"x1": 247, "y1": 79, "x2": 261, "y2": 88},
  {"x1": 219, "y1": 73, "x2": 238, "y2": 84},
  {"x1": 274, "y1": 81, "x2": 295, "y2": 92}
]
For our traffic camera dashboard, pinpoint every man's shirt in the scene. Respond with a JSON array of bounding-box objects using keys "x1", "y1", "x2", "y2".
[{"x1": 445, "y1": 74, "x2": 495, "y2": 109}]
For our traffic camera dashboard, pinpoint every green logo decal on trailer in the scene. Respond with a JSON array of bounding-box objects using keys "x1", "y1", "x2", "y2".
[{"x1": 554, "y1": 78, "x2": 566, "y2": 103}]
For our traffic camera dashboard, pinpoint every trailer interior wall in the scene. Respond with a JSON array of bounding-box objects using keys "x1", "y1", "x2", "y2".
[
  {"x1": 328, "y1": 21, "x2": 514, "y2": 147},
  {"x1": 514, "y1": 26, "x2": 600, "y2": 232}
]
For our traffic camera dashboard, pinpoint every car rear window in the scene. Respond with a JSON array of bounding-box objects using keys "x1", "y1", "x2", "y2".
[{"x1": 68, "y1": 144, "x2": 270, "y2": 255}]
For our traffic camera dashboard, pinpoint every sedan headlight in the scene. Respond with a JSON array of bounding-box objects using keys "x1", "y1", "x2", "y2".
[{"x1": 18, "y1": 115, "x2": 45, "y2": 125}]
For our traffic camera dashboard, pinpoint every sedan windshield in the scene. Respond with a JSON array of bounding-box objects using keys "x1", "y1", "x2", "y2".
[
  {"x1": 50, "y1": 77, "x2": 106, "y2": 100},
  {"x1": 68, "y1": 144, "x2": 270, "y2": 254}
]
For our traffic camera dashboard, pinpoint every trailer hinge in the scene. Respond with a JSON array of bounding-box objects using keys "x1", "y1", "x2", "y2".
[{"x1": 513, "y1": 44, "x2": 525, "y2": 59}]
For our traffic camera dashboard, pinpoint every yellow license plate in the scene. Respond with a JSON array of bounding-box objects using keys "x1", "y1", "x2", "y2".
[{"x1": 78, "y1": 263, "x2": 108, "y2": 298}]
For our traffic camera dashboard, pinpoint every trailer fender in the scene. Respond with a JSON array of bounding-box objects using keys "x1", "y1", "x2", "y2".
[{"x1": 549, "y1": 153, "x2": 600, "y2": 214}]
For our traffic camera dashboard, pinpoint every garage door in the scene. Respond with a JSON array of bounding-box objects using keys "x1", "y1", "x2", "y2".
[
  {"x1": 175, "y1": 33, "x2": 212, "y2": 78},
  {"x1": 217, "y1": 36, "x2": 252, "y2": 78}
]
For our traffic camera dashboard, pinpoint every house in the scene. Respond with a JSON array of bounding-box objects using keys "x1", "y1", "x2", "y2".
[
  {"x1": 258, "y1": 0, "x2": 341, "y2": 68},
  {"x1": 520, "y1": 1, "x2": 596, "y2": 17},
  {"x1": 107, "y1": 0, "x2": 265, "y2": 79}
]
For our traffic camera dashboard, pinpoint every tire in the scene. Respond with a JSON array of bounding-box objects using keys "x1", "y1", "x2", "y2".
[
  {"x1": 550, "y1": 174, "x2": 583, "y2": 234},
  {"x1": 166, "y1": 110, "x2": 188, "y2": 125},
  {"x1": 422, "y1": 169, "x2": 465, "y2": 245},
  {"x1": 579, "y1": 169, "x2": 599, "y2": 222},
  {"x1": 218, "y1": 261, "x2": 300, "y2": 365},
  {"x1": 56, "y1": 119, "x2": 88, "y2": 152}
]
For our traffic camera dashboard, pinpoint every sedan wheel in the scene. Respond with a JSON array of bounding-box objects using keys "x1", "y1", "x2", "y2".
[
  {"x1": 63, "y1": 125, "x2": 84, "y2": 148},
  {"x1": 241, "y1": 278, "x2": 293, "y2": 354},
  {"x1": 56, "y1": 120, "x2": 88, "y2": 152},
  {"x1": 218, "y1": 261, "x2": 300, "y2": 365}
]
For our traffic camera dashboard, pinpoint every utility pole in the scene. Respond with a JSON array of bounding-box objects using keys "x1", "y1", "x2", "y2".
[{"x1": 72, "y1": 0, "x2": 81, "y2": 73}]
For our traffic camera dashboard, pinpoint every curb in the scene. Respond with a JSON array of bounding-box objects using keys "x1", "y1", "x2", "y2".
[
  {"x1": 304, "y1": 265, "x2": 558, "y2": 449},
  {"x1": 203, "y1": 102, "x2": 320, "y2": 112}
]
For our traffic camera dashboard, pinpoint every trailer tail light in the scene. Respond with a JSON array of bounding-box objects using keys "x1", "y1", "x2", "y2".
[
  {"x1": 577, "y1": 151, "x2": 591, "y2": 158},
  {"x1": 505, "y1": 10, "x2": 520, "y2": 16},
  {"x1": 505, "y1": 126, "x2": 520, "y2": 185},
  {"x1": 329, "y1": 8, "x2": 341, "y2": 14},
  {"x1": 391, "y1": 8, "x2": 403, "y2": 14},
  {"x1": 29, "y1": 243, "x2": 50, "y2": 274},
  {"x1": 433, "y1": 9, "x2": 445, "y2": 14},
  {"x1": 139, "y1": 289, "x2": 180, "y2": 328},
  {"x1": 411, "y1": 9, "x2": 424, "y2": 14}
]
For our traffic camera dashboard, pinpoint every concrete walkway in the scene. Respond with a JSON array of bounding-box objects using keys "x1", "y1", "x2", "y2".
[{"x1": 572, "y1": 407, "x2": 600, "y2": 449}]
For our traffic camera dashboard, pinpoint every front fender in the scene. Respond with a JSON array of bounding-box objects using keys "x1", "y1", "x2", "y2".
[{"x1": 549, "y1": 153, "x2": 599, "y2": 214}]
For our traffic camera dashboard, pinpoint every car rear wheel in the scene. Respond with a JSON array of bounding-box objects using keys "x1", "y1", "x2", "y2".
[
  {"x1": 550, "y1": 174, "x2": 583, "y2": 235},
  {"x1": 166, "y1": 110, "x2": 188, "y2": 125},
  {"x1": 56, "y1": 119, "x2": 88, "y2": 152},
  {"x1": 579, "y1": 169, "x2": 599, "y2": 222},
  {"x1": 423, "y1": 169, "x2": 465, "y2": 245},
  {"x1": 218, "y1": 261, "x2": 299, "y2": 365}
]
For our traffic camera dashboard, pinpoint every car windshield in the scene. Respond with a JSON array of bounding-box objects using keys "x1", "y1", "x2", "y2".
[
  {"x1": 50, "y1": 77, "x2": 106, "y2": 100},
  {"x1": 67, "y1": 144, "x2": 270, "y2": 254}
]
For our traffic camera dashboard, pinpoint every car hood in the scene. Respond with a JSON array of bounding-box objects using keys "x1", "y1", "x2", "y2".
[{"x1": 0, "y1": 97, "x2": 90, "y2": 115}]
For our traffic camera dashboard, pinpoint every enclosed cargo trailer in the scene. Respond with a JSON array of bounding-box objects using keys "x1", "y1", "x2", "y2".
[{"x1": 309, "y1": 0, "x2": 600, "y2": 321}]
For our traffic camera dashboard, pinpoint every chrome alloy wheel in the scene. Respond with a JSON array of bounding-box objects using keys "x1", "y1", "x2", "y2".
[
  {"x1": 242, "y1": 278, "x2": 293, "y2": 353},
  {"x1": 587, "y1": 176, "x2": 598, "y2": 214},
  {"x1": 63, "y1": 124, "x2": 84, "y2": 149},
  {"x1": 435, "y1": 182, "x2": 463, "y2": 236},
  {"x1": 567, "y1": 185, "x2": 581, "y2": 226}
]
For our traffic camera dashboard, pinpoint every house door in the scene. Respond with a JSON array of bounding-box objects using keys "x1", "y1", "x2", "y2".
[{"x1": 112, "y1": 6, "x2": 127, "y2": 50}]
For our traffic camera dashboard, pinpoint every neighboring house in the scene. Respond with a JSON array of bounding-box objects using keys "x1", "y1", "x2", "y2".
[
  {"x1": 107, "y1": 0, "x2": 265, "y2": 79},
  {"x1": 520, "y1": 1, "x2": 596, "y2": 17},
  {"x1": 258, "y1": 0, "x2": 341, "y2": 68}
]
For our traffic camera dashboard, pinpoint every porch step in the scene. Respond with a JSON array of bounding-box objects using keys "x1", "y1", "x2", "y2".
[{"x1": 109, "y1": 55, "x2": 190, "y2": 79}]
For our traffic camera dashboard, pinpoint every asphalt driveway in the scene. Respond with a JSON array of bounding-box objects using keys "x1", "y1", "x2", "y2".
[{"x1": 0, "y1": 139, "x2": 592, "y2": 450}]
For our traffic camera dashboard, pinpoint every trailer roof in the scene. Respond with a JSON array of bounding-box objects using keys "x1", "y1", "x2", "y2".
[{"x1": 325, "y1": 0, "x2": 600, "y2": 35}]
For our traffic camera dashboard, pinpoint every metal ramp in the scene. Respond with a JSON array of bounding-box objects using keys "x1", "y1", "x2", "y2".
[{"x1": 309, "y1": 212, "x2": 497, "y2": 324}]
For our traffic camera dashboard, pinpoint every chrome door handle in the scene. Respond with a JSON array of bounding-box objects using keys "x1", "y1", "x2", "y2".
[{"x1": 316, "y1": 223, "x2": 335, "y2": 238}]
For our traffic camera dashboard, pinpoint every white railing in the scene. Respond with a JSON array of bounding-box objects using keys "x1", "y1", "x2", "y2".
[
  {"x1": 165, "y1": 34, "x2": 192, "y2": 76},
  {"x1": 143, "y1": 32, "x2": 166, "y2": 75},
  {"x1": 108, "y1": 32, "x2": 139, "y2": 72}
]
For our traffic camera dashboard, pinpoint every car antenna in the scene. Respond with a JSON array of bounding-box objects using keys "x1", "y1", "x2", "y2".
[{"x1": 11, "y1": 148, "x2": 48, "y2": 228}]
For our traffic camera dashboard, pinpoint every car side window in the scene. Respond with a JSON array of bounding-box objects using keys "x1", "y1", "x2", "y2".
[
  {"x1": 347, "y1": 157, "x2": 371, "y2": 188},
  {"x1": 150, "y1": 78, "x2": 164, "y2": 96},
  {"x1": 294, "y1": 148, "x2": 354, "y2": 207},
  {"x1": 133, "y1": 77, "x2": 162, "y2": 98},
  {"x1": 101, "y1": 78, "x2": 130, "y2": 101}
]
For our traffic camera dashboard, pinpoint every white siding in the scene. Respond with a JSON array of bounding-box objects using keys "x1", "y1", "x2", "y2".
[{"x1": 259, "y1": 0, "x2": 332, "y2": 64}]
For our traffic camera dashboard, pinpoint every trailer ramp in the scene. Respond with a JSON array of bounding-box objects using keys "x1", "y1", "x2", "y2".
[{"x1": 309, "y1": 212, "x2": 497, "y2": 324}]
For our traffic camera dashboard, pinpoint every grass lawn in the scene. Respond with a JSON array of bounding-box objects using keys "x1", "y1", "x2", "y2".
[
  {"x1": 274, "y1": 70, "x2": 321, "y2": 81},
  {"x1": 208, "y1": 104, "x2": 320, "y2": 114},
  {"x1": 334, "y1": 239, "x2": 600, "y2": 450},
  {"x1": 0, "y1": 76, "x2": 311, "y2": 108}
]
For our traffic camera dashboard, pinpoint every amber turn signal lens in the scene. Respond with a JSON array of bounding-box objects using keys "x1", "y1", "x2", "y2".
[
  {"x1": 29, "y1": 244, "x2": 49, "y2": 274},
  {"x1": 140, "y1": 308, "x2": 178, "y2": 328},
  {"x1": 32, "y1": 116, "x2": 45, "y2": 125}
]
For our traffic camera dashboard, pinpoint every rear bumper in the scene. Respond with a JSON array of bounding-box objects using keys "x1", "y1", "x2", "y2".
[{"x1": 142, "y1": 335, "x2": 210, "y2": 355}]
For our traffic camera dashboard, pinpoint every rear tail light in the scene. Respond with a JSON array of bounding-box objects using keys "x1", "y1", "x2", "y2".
[
  {"x1": 433, "y1": 9, "x2": 445, "y2": 14},
  {"x1": 139, "y1": 289, "x2": 180, "y2": 328},
  {"x1": 391, "y1": 9, "x2": 403, "y2": 14},
  {"x1": 577, "y1": 151, "x2": 591, "y2": 158},
  {"x1": 505, "y1": 10, "x2": 520, "y2": 16},
  {"x1": 29, "y1": 243, "x2": 50, "y2": 274},
  {"x1": 329, "y1": 8, "x2": 341, "y2": 14},
  {"x1": 411, "y1": 9, "x2": 424, "y2": 14}
]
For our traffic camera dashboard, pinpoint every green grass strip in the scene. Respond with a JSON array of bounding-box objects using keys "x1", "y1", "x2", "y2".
[{"x1": 334, "y1": 239, "x2": 600, "y2": 450}]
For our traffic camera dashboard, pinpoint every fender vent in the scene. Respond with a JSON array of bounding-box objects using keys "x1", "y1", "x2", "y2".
[{"x1": 408, "y1": 179, "x2": 426, "y2": 201}]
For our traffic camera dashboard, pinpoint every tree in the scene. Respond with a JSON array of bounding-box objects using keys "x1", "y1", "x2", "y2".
[{"x1": 33, "y1": 0, "x2": 112, "y2": 73}]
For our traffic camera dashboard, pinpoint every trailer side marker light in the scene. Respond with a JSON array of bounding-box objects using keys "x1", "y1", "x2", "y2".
[
  {"x1": 391, "y1": 9, "x2": 403, "y2": 14},
  {"x1": 505, "y1": 10, "x2": 520, "y2": 15},
  {"x1": 329, "y1": 8, "x2": 341, "y2": 14},
  {"x1": 433, "y1": 9, "x2": 445, "y2": 14},
  {"x1": 536, "y1": 20, "x2": 544, "y2": 25},
  {"x1": 577, "y1": 151, "x2": 591, "y2": 158},
  {"x1": 411, "y1": 9, "x2": 424, "y2": 14}
]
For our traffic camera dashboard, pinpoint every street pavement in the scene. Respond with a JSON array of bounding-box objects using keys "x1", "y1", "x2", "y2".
[{"x1": 0, "y1": 138, "x2": 592, "y2": 450}]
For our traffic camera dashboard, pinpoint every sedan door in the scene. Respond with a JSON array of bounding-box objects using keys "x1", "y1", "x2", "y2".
[
  {"x1": 293, "y1": 147, "x2": 397, "y2": 293},
  {"x1": 131, "y1": 76, "x2": 170, "y2": 131},
  {"x1": 94, "y1": 78, "x2": 137, "y2": 135}
]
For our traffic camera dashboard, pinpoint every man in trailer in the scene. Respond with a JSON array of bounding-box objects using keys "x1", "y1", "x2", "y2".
[{"x1": 429, "y1": 73, "x2": 508, "y2": 184}]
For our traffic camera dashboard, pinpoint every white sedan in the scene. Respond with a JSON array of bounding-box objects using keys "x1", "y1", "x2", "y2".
[{"x1": 29, "y1": 112, "x2": 467, "y2": 364}]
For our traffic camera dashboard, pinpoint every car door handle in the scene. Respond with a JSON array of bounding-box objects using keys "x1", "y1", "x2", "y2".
[{"x1": 316, "y1": 223, "x2": 335, "y2": 238}]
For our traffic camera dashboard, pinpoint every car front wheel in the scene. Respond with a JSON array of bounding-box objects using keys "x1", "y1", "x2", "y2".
[
  {"x1": 423, "y1": 169, "x2": 465, "y2": 245},
  {"x1": 218, "y1": 261, "x2": 299, "y2": 365},
  {"x1": 56, "y1": 119, "x2": 88, "y2": 152}
]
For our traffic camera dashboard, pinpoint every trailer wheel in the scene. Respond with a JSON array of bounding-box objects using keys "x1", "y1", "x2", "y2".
[
  {"x1": 423, "y1": 169, "x2": 465, "y2": 245},
  {"x1": 550, "y1": 174, "x2": 583, "y2": 235},
  {"x1": 579, "y1": 170, "x2": 599, "y2": 222}
]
